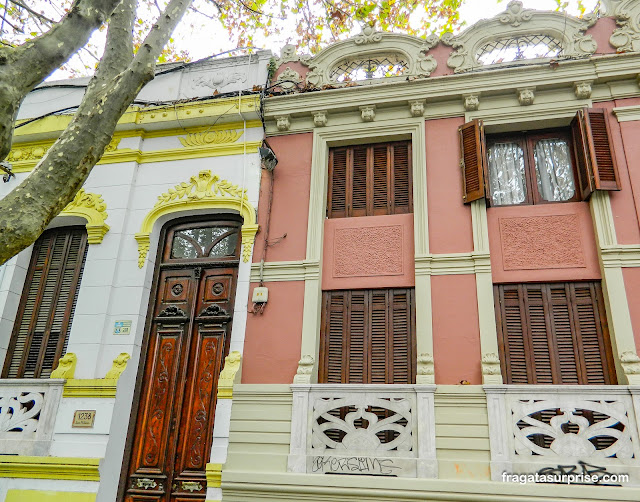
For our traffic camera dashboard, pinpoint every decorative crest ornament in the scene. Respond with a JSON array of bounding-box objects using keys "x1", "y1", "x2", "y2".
[
  {"x1": 312, "y1": 110, "x2": 328, "y2": 127},
  {"x1": 178, "y1": 129, "x2": 242, "y2": 147},
  {"x1": 50, "y1": 353, "x2": 77, "y2": 379},
  {"x1": 199, "y1": 304, "x2": 230, "y2": 317},
  {"x1": 158, "y1": 306, "x2": 187, "y2": 318},
  {"x1": 463, "y1": 94, "x2": 480, "y2": 111},
  {"x1": 354, "y1": 25, "x2": 383, "y2": 45},
  {"x1": 135, "y1": 170, "x2": 258, "y2": 268},
  {"x1": 608, "y1": 0, "x2": 640, "y2": 52},
  {"x1": 517, "y1": 87, "x2": 535, "y2": 106},
  {"x1": 275, "y1": 115, "x2": 291, "y2": 131},
  {"x1": 277, "y1": 44, "x2": 312, "y2": 66},
  {"x1": 499, "y1": 1, "x2": 533, "y2": 27},
  {"x1": 61, "y1": 189, "x2": 110, "y2": 244},
  {"x1": 408, "y1": 100, "x2": 425, "y2": 117},
  {"x1": 574, "y1": 81, "x2": 593, "y2": 99},
  {"x1": 359, "y1": 105, "x2": 376, "y2": 122},
  {"x1": 275, "y1": 67, "x2": 302, "y2": 90}
]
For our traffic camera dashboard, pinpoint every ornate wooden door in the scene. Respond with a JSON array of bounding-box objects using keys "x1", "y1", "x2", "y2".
[{"x1": 124, "y1": 220, "x2": 240, "y2": 502}]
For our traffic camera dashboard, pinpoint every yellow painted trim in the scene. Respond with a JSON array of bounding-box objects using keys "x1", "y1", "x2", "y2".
[
  {"x1": 63, "y1": 379, "x2": 117, "y2": 398},
  {"x1": 13, "y1": 96, "x2": 260, "y2": 138},
  {"x1": 11, "y1": 141, "x2": 262, "y2": 173},
  {"x1": 0, "y1": 456, "x2": 100, "y2": 481},
  {"x1": 217, "y1": 351, "x2": 241, "y2": 399},
  {"x1": 6, "y1": 491, "x2": 96, "y2": 502},
  {"x1": 50, "y1": 353, "x2": 76, "y2": 379},
  {"x1": 63, "y1": 352, "x2": 130, "y2": 397},
  {"x1": 135, "y1": 170, "x2": 258, "y2": 267},
  {"x1": 206, "y1": 463, "x2": 223, "y2": 488},
  {"x1": 59, "y1": 190, "x2": 110, "y2": 244}
]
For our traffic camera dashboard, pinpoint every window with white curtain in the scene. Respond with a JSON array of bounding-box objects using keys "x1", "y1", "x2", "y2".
[{"x1": 486, "y1": 130, "x2": 577, "y2": 206}]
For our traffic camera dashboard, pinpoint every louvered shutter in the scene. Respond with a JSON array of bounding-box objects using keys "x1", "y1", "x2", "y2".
[
  {"x1": 3, "y1": 227, "x2": 88, "y2": 378},
  {"x1": 495, "y1": 282, "x2": 616, "y2": 385},
  {"x1": 459, "y1": 119, "x2": 487, "y2": 203},
  {"x1": 327, "y1": 141, "x2": 412, "y2": 218},
  {"x1": 320, "y1": 289, "x2": 415, "y2": 384},
  {"x1": 572, "y1": 108, "x2": 621, "y2": 199},
  {"x1": 328, "y1": 148, "x2": 347, "y2": 218}
]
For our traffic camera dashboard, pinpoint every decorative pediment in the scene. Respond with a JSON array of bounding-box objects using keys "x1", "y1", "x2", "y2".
[
  {"x1": 134, "y1": 170, "x2": 258, "y2": 268},
  {"x1": 442, "y1": 0, "x2": 597, "y2": 73},
  {"x1": 60, "y1": 189, "x2": 110, "y2": 244},
  {"x1": 278, "y1": 27, "x2": 439, "y2": 88},
  {"x1": 606, "y1": 0, "x2": 640, "y2": 52}
]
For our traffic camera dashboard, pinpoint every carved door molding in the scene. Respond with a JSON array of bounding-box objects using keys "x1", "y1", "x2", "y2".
[{"x1": 121, "y1": 217, "x2": 240, "y2": 502}]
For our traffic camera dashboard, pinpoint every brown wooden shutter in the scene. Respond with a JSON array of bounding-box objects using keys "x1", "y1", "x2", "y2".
[
  {"x1": 459, "y1": 119, "x2": 487, "y2": 204},
  {"x1": 327, "y1": 141, "x2": 412, "y2": 218},
  {"x1": 328, "y1": 148, "x2": 347, "y2": 218},
  {"x1": 3, "y1": 227, "x2": 88, "y2": 378},
  {"x1": 572, "y1": 108, "x2": 621, "y2": 199},
  {"x1": 319, "y1": 289, "x2": 415, "y2": 384},
  {"x1": 495, "y1": 282, "x2": 616, "y2": 385}
]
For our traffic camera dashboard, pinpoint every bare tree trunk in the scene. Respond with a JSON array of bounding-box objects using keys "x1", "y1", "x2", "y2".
[
  {"x1": 0, "y1": 0, "x2": 194, "y2": 264},
  {"x1": 0, "y1": 0, "x2": 124, "y2": 161}
]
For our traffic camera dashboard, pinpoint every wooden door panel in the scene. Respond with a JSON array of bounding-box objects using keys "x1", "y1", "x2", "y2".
[
  {"x1": 123, "y1": 220, "x2": 239, "y2": 502},
  {"x1": 175, "y1": 331, "x2": 223, "y2": 474}
]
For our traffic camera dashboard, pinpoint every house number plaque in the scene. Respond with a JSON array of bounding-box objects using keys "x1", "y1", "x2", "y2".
[{"x1": 72, "y1": 410, "x2": 96, "y2": 428}]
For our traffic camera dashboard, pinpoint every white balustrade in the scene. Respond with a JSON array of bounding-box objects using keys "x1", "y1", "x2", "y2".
[
  {"x1": 0, "y1": 379, "x2": 65, "y2": 455},
  {"x1": 288, "y1": 384, "x2": 437, "y2": 478},
  {"x1": 485, "y1": 385, "x2": 640, "y2": 485}
]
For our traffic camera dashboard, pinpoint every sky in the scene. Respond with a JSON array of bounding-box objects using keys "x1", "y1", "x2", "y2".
[{"x1": 48, "y1": 0, "x2": 601, "y2": 79}]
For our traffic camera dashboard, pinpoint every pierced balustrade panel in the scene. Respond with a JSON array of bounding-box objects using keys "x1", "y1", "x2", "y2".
[
  {"x1": 288, "y1": 384, "x2": 437, "y2": 478},
  {"x1": 329, "y1": 55, "x2": 408, "y2": 82},
  {"x1": 477, "y1": 35, "x2": 563, "y2": 66},
  {"x1": 486, "y1": 386, "x2": 640, "y2": 485},
  {"x1": 0, "y1": 379, "x2": 64, "y2": 455}
]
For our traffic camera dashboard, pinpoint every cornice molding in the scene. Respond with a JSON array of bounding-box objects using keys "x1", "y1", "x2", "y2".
[
  {"x1": 600, "y1": 245, "x2": 640, "y2": 268},
  {"x1": 249, "y1": 260, "x2": 320, "y2": 282},
  {"x1": 0, "y1": 456, "x2": 100, "y2": 481},
  {"x1": 264, "y1": 53, "x2": 640, "y2": 133},
  {"x1": 613, "y1": 105, "x2": 640, "y2": 122},
  {"x1": 10, "y1": 140, "x2": 262, "y2": 174},
  {"x1": 14, "y1": 95, "x2": 261, "y2": 141},
  {"x1": 415, "y1": 253, "x2": 491, "y2": 276}
]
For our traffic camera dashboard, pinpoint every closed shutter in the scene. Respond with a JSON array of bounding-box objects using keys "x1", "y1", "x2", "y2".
[
  {"x1": 327, "y1": 141, "x2": 412, "y2": 218},
  {"x1": 319, "y1": 289, "x2": 415, "y2": 384},
  {"x1": 571, "y1": 108, "x2": 621, "y2": 199},
  {"x1": 3, "y1": 227, "x2": 88, "y2": 378},
  {"x1": 459, "y1": 119, "x2": 487, "y2": 203},
  {"x1": 495, "y1": 282, "x2": 616, "y2": 385}
]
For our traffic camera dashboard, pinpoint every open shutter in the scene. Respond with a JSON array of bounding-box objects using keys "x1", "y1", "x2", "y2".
[
  {"x1": 391, "y1": 142, "x2": 412, "y2": 214},
  {"x1": 459, "y1": 119, "x2": 487, "y2": 204},
  {"x1": 495, "y1": 285, "x2": 532, "y2": 384},
  {"x1": 3, "y1": 227, "x2": 88, "y2": 378},
  {"x1": 572, "y1": 108, "x2": 621, "y2": 199},
  {"x1": 390, "y1": 289, "x2": 414, "y2": 384}
]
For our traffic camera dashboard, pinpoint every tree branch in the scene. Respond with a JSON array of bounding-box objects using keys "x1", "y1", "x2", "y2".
[
  {"x1": 0, "y1": 0, "x2": 122, "y2": 163},
  {"x1": 0, "y1": 0, "x2": 194, "y2": 264}
]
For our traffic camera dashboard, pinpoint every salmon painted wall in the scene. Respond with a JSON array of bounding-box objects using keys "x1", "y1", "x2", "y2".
[
  {"x1": 242, "y1": 281, "x2": 304, "y2": 383},
  {"x1": 425, "y1": 116, "x2": 474, "y2": 254},
  {"x1": 595, "y1": 102, "x2": 640, "y2": 245},
  {"x1": 623, "y1": 268, "x2": 640, "y2": 351},
  {"x1": 253, "y1": 133, "x2": 313, "y2": 263},
  {"x1": 431, "y1": 274, "x2": 482, "y2": 384}
]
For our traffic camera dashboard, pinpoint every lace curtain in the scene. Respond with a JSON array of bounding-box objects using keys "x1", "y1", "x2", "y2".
[
  {"x1": 533, "y1": 139, "x2": 575, "y2": 201},
  {"x1": 487, "y1": 138, "x2": 575, "y2": 205},
  {"x1": 487, "y1": 142, "x2": 526, "y2": 205}
]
